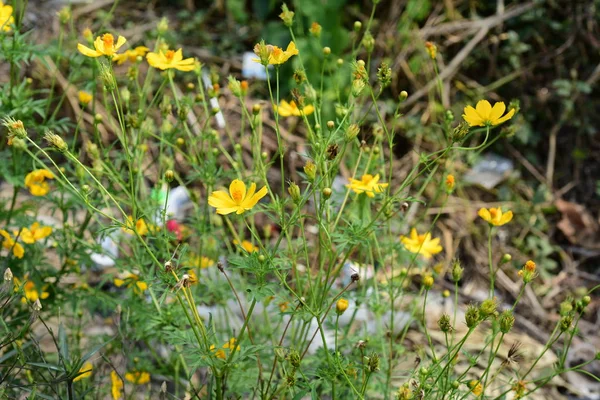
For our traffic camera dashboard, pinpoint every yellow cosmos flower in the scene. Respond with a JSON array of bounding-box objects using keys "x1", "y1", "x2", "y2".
[
  {"x1": 125, "y1": 371, "x2": 150, "y2": 384},
  {"x1": 0, "y1": 1, "x2": 15, "y2": 32},
  {"x1": 122, "y1": 216, "x2": 149, "y2": 236},
  {"x1": 234, "y1": 239, "x2": 258, "y2": 253},
  {"x1": 110, "y1": 371, "x2": 123, "y2": 400},
  {"x1": 274, "y1": 100, "x2": 314, "y2": 117},
  {"x1": 211, "y1": 338, "x2": 241, "y2": 359},
  {"x1": 253, "y1": 41, "x2": 298, "y2": 65},
  {"x1": 346, "y1": 174, "x2": 388, "y2": 198},
  {"x1": 77, "y1": 33, "x2": 127, "y2": 58},
  {"x1": 25, "y1": 169, "x2": 55, "y2": 196},
  {"x1": 400, "y1": 228, "x2": 443, "y2": 259},
  {"x1": 73, "y1": 362, "x2": 93, "y2": 382},
  {"x1": 478, "y1": 207, "x2": 513, "y2": 226},
  {"x1": 1, "y1": 229, "x2": 24, "y2": 258},
  {"x1": 112, "y1": 46, "x2": 149, "y2": 65},
  {"x1": 469, "y1": 380, "x2": 483, "y2": 396},
  {"x1": 208, "y1": 179, "x2": 268, "y2": 215},
  {"x1": 19, "y1": 222, "x2": 52, "y2": 244},
  {"x1": 462, "y1": 100, "x2": 515, "y2": 127},
  {"x1": 146, "y1": 48, "x2": 195, "y2": 71},
  {"x1": 14, "y1": 277, "x2": 50, "y2": 304},
  {"x1": 78, "y1": 91, "x2": 93, "y2": 106},
  {"x1": 114, "y1": 272, "x2": 148, "y2": 294},
  {"x1": 188, "y1": 254, "x2": 215, "y2": 269}
]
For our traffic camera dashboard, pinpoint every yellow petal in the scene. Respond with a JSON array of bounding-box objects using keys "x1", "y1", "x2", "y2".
[
  {"x1": 114, "y1": 35, "x2": 126, "y2": 51},
  {"x1": 499, "y1": 210, "x2": 513, "y2": 225},
  {"x1": 229, "y1": 179, "x2": 247, "y2": 204},
  {"x1": 208, "y1": 191, "x2": 237, "y2": 209},
  {"x1": 488, "y1": 102, "x2": 506, "y2": 123},
  {"x1": 77, "y1": 43, "x2": 102, "y2": 58},
  {"x1": 494, "y1": 108, "x2": 515, "y2": 125},
  {"x1": 173, "y1": 48, "x2": 183, "y2": 63},
  {"x1": 13, "y1": 243, "x2": 24, "y2": 259},
  {"x1": 475, "y1": 100, "x2": 492, "y2": 119},
  {"x1": 301, "y1": 105, "x2": 315, "y2": 116},
  {"x1": 478, "y1": 208, "x2": 491, "y2": 223},
  {"x1": 462, "y1": 105, "x2": 483, "y2": 127}
]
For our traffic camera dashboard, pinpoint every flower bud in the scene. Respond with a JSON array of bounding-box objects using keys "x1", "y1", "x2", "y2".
[
  {"x1": 438, "y1": 313, "x2": 452, "y2": 333},
  {"x1": 422, "y1": 274, "x2": 434, "y2": 290},
  {"x1": 323, "y1": 46, "x2": 331, "y2": 56},
  {"x1": 304, "y1": 160, "x2": 316, "y2": 181},
  {"x1": 279, "y1": 4, "x2": 295, "y2": 27},
  {"x1": 288, "y1": 182, "x2": 301, "y2": 203},
  {"x1": 157, "y1": 17, "x2": 169, "y2": 34},
  {"x1": 252, "y1": 103, "x2": 262, "y2": 115},
  {"x1": 425, "y1": 41, "x2": 437, "y2": 60},
  {"x1": 445, "y1": 174, "x2": 455, "y2": 193},
  {"x1": 582, "y1": 295, "x2": 591, "y2": 307},
  {"x1": 465, "y1": 304, "x2": 480, "y2": 328},
  {"x1": 345, "y1": 123, "x2": 360, "y2": 142},
  {"x1": 451, "y1": 259, "x2": 463, "y2": 282},
  {"x1": 354, "y1": 21, "x2": 362, "y2": 32},
  {"x1": 560, "y1": 315, "x2": 573, "y2": 332},
  {"x1": 500, "y1": 253, "x2": 512, "y2": 265},
  {"x1": 327, "y1": 120, "x2": 335, "y2": 130},
  {"x1": 57, "y1": 6, "x2": 71, "y2": 24},
  {"x1": 165, "y1": 170, "x2": 175, "y2": 183},
  {"x1": 499, "y1": 310, "x2": 515, "y2": 333},
  {"x1": 352, "y1": 79, "x2": 366, "y2": 97},
  {"x1": 362, "y1": 31, "x2": 375, "y2": 53},
  {"x1": 322, "y1": 187, "x2": 332, "y2": 199},
  {"x1": 44, "y1": 131, "x2": 68, "y2": 153},
  {"x1": 310, "y1": 22, "x2": 322, "y2": 38},
  {"x1": 399, "y1": 90, "x2": 408, "y2": 102},
  {"x1": 336, "y1": 298, "x2": 349, "y2": 315},
  {"x1": 94, "y1": 113, "x2": 103, "y2": 124}
]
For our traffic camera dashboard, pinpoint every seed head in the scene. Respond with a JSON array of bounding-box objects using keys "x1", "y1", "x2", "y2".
[
  {"x1": 44, "y1": 131, "x2": 68, "y2": 153},
  {"x1": 499, "y1": 310, "x2": 515, "y2": 333},
  {"x1": 465, "y1": 304, "x2": 480, "y2": 328}
]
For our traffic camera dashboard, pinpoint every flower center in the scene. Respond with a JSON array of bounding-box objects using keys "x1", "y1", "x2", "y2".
[
  {"x1": 231, "y1": 189, "x2": 243, "y2": 203},
  {"x1": 489, "y1": 208, "x2": 498, "y2": 219},
  {"x1": 165, "y1": 50, "x2": 175, "y2": 61},
  {"x1": 102, "y1": 33, "x2": 114, "y2": 49},
  {"x1": 361, "y1": 174, "x2": 373, "y2": 184}
]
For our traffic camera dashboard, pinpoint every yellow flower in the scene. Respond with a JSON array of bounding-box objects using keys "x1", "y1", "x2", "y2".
[
  {"x1": 346, "y1": 174, "x2": 388, "y2": 198},
  {"x1": 210, "y1": 344, "x2": 226, "y2": 359},
  {"x1": 73, "y1": 362, "x2": 93, "y2": 382},
  {"x1": 478, "y1": 207, "x2": 513, "y2": 226},
  {"x1": 77, "y1": 33, "x2": 127, "y2": 58},
  {"x1": 274, "y1": 100, "x2": 314, "y2": 117},
  {"x1": 400, "y1": 228, "x2": 443, "y2": 259},
  {"x1": 223, "y1": 337, "x2": 240, "y2": 351},
  {"x1": 19, "y1": 222, "x2": 52, "y2": 244},
  {"x1": 445, "y1": 174, "x2": 455, "y2": 192},
  {"x1": 125, "y1": 371, "x2": 150, "y2": 384},
  {"x1": 146, "y1": 48, "x2": 195, "y2": 71},
  {"x1": 188, "y1": 254, "x2": 215, "y2": 269},
  {"x1": 253, "y1": 41, "x2": 298, "y2": 65},
  {"x1": 234, "y1": 239, "x2": 258, "y2": 253},
  {"x1": 462, "y1": 100, "x2": 515, "y2": 127},
  {"x1": 114, "y1": 272, "x2": 148, "y2": 294},
  {"x1": 1, "y1": 230, "x2": 24, "y2": 258},
  {"x1": 14, "y1": 277, "x2": 50, "y2": 303},
  {"x1": 78, "y1": 91, "x2": 92, "y2": 106},
  {"x1": 25, "y1": 169, "x2": 55, "y2": 196},
  {"x1": 336, "y1": 298, "x2": 349, "y2": 315},
  {"x1": 112, "y1": 46, "x2": 149, "y2": 65},
  {"x1": 122, "y1": 216, "x2": 149, "y2": 236},
  {"x1": 0, "y1": 1, "x2": 15, "y2": 32},
  {"x1": 110, "y1": 371, "x2": 123, "y2": 400},
  {"x1": 208, "y1": 179, "x2": 268, "y2": 215},
  {"x1": 517, "y1": 260, "x2": 537, "y2": 283},
  {"x1": 469, "y1": 380, "x2": 483, "y2": 396}
]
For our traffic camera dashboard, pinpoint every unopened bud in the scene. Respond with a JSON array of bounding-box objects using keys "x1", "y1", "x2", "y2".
[
  {"x1": 399, "y1": 91, "x2": 408, "y2": 102},
  {"x1": 336, "y1": 298, "x2": 349, "y2": 315},
  {"x1": 322, "y1": 187, "x2": 332, "y2": 199},
  {"x1": 323, "y1": 46, "x2": 331, "y2": 56},
  {"x1": 288, "y1": 182, "x2": 301, "y2": 202},
  {"x1": 44, "y1": 131, "x2": 68, "y2": 153},
  {"x1": 165, "y1": 170, "x2": 174, "y2": 182},
  {"x1": 354, "y1": 21, "x2": 362, "y2": 31}
]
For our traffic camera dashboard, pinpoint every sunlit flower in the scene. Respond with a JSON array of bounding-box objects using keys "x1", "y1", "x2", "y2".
[
  {"x1": 25, "y1": 169, "x2": 55, "y2": 196},
  {"x1": 210, "y1": 344, "x2": 226, "y2": 359},
  {"x1": 112, "y1": 46, "x2": 149, "y2": 65},
  {"x1": 478, "y1": 207, "x2": 513, "y2": 226},
  {"x1": 400, "y1": 228, "x2": 443, "y2": 259},
  {"x1": 73, "y1": 362, "x2": 93, "y2": 382},
  {"x1": 346, "y1": 174, "x2": 388, "y2": 198},
  {"x1": 0, "y1": 1, "x2": 15, "y2": 32},
  {"x1": 223, "y1": 337, "x2": 240, "y2": 351},
  {"x1": 125, "y1": 371, "x2": 150, "y2": 384},
  {"x1": 77, "y1": 33, "x2": 127, "y2": 58},
  {"x1": 0, "y1": 230, "x2": 24, "y2": 258},
  {"x1": 253, "y1": 41, "x2": 298, "y2": 65},
  {"x1": 146, "y1": 48, "x2": 195, "y2": 71},
  {"x1": 78, "y1": 91, "x2": 93, "y2": 106},
  {"x1": 274, "y1": 100, "x2": 314, "y2": 117},
  {"x1": 462, "y1": 100, "x2": 515, "y2": 127},
  {"x1": 122, "y1": 216, "x2": 149, "y2": 236},
  {"x1": 234, "y1": 239, "x2": 258, "y2": 253},
  {"x1": 211, "y1": 337, "x2": 241, "y2": 359},
  {"x1": 114, "y1": 272, "x2": 148, "y2": 294},
  {"x1": 517, "y1": 260, "x2": 537, "y2": 283},
  {"x1": 110, "y1": 371, "x2": 123, "y2": 400},
  {"x1": 13, "y1": 277, "x2": 50, "y2": 303},
  {"x1": 208, "y1": 179, "x2": 268, "y2": 215},
  {"x1": 19, "y1": 222, "x2": 52, "y2": 244}
]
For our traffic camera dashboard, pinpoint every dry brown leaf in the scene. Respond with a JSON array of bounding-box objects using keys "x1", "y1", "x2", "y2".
[{"x1": 555, "y1": 198, "x2": 599, "y2": 248}]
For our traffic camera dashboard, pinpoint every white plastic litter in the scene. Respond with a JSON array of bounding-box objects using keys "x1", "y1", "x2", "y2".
[
  {"x1": 201, "y1": 71, "x2": 226, "y2": 129},
  {"x1": 242, "y1": 51, "x2": 268, "y2": 80}
]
